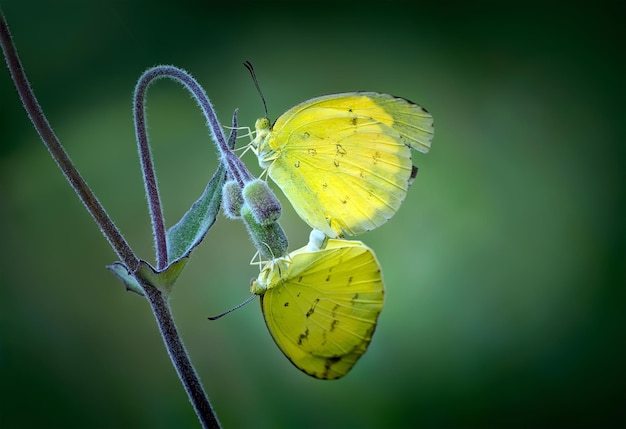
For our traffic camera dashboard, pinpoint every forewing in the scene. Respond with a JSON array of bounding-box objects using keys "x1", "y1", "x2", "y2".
[
  {"x1": 273, "y1": 92, "x2": 433, "y2": 153},
  {"x1": 267, "y1": 94, "x2": 422, "y2": 237}
]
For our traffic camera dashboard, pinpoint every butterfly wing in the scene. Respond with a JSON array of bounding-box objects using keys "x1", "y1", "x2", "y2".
[
  {"x1": 260, "y1": 240, "x2": 384, "y2": 379},
  {"x1": 261, "y1": 92, "x2": 433, "y2": 238},
  {"x1": 272, "y1": 92, "x2": 433, "y2": 153}
]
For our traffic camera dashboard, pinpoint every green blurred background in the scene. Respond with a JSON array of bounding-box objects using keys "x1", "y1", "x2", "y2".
[{"x1": 1, "y1": 1, "x2": 624, "y2": 428}]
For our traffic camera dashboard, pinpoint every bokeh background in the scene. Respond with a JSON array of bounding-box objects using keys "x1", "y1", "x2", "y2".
[{"x1": 1, "y1": 1, "x2": 624, "y2": 428}]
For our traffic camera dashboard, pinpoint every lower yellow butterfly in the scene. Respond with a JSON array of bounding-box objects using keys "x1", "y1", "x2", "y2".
[
  {"x1": 251, "y1": 229, "x2": 384, "y2": 379},
  {"x1": 252, "y1": 92, "x2": 434, "y2": 238}
]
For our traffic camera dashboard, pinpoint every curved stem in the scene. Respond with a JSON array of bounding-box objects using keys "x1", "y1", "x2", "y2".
[
  {"x1": 133, "y1": 67, "x2": 254, "y2": 264},
  {"x1": 133, "y1": 73, "x2": 169, "y2": 270},
  {"x1": 0, "y1": 9, "x2": 138, "y2": 271}
]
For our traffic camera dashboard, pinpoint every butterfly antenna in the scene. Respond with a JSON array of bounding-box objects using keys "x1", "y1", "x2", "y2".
[
  {"x1": 244, "y1": 61, "x2": 269, "y2": 118},
  {"x1": 207, "y1": 294, "x2": 257, "y2": 320}
]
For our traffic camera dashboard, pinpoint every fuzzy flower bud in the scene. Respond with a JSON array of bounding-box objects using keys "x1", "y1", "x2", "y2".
[
  {"x1": 242, "y1": 179, "x2": 282, "y2": 225},
  {"x1": 241, "y1": 204, "x2": 288, "y2": 259},
  {"x1": 221, "y1": 180, "x2": 244, "y2": 219}
]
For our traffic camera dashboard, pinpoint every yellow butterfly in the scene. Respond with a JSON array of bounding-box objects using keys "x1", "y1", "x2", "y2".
[
  {"x1": 252, "y1": 92, "x2": 434, "y2": 238},
  {"x1": 251, "y1": 230, "x2": 384, "y2": 379}
]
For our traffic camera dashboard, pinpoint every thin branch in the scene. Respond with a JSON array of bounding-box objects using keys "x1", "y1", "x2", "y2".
[
  {"x1": 1, "y1": 11, "x2": 221, "y2": 428},
  {"x1": 0, "y1": 10, "x2": 138, "y2": 271},
  {"x1": 133, "y1": 66, "x2": 254, "y2": 231},
  {"x1": 133, "y1": 72, "x2": 169, "y2": 270},
  {"x1": 140, "y1": 279, "x2": 220, "y2": 429}
]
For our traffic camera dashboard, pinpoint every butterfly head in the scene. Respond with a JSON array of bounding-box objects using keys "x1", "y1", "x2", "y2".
[
  {"x1": 250, "y1": 256, "x2": 292, "y2": 295},
  {"x1": 252, "y1": 117, "x2": 278, "y2": 168},
  {"x1": 255, "y1": 117, "x2": 270, "y2": 132},
  {"x1": 252, "y1": 117, "x2": 271, "y2": 147}
]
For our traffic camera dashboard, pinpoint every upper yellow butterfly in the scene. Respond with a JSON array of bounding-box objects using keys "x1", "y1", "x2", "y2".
[
  {"x1": 251, "y1": 229, "x2": 384, "y2": 380},
  {"x1": 251, "y1": 92, "x2": 434, "y2": 238}
]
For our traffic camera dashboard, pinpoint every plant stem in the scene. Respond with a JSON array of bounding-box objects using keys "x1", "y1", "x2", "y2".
[
  {"x1": 1, "y1": 10, "x2": 220, "y2": 428},
  {"x1": 133, "y1": 66, "x2": 254, "y2": 226},
  {"x1": 141, "y1": 279, "x2": 221, "y2": 429},
  {"x1": 134, "y1": 69, "x2": 169, "y2": 270},
  {"x1": 0, "y1": 9, "x2": 137, "y2": 270}
]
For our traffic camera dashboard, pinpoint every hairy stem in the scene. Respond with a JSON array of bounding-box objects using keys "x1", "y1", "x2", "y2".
[
  {"x1": 1, "y1": 10, "x2": 221, "y2": 428},
  {"x1": 141, "y1": 279, "x2": 220, "y2": 428},
  {"x1": 0, "y1": 10, "x2": 138, "y2": 270},
  {"x1": 133, "y1": 67, "x2": 254, "y2": 247},
  {"x1": 133, "y1": 72, "x2": 169, "y2": 270}
]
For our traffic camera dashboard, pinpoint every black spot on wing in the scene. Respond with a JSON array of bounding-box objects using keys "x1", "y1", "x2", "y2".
[
  {"x1": 408, "y1": 165, "x2": 419, "y2": 186},
  {"x1": 297, "y1": 328, "x2": 309, "y2": 345},
  {"x1": 372, "y1": 151, "x2": 381, "y2": 165},
  {"x1": 323, "y1": 356, "x2": 343, "y2": 378},
  {"x1": 306, "y1": 298, "x2": 320, "y2": 317},
  {"x1": 329, "y1": 303, "x2": 341, "y2": 333}
]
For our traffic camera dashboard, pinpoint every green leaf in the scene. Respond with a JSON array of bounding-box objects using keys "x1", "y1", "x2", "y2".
[
  {"x1": 107, "y1": 258, "x2": 189, "y2": 296},
  {"x1": 107, "y1": 262, "x2": 145, "y2": 296},
  {"x1": 165, "y1": 115, "x2": 238, "y2": 263},
  {"x1": 165, "y1": 163, "x2": 226, "y2": 262},
  {"x1": 136, "y1": 258, "x2": 188, "y2": 295}
]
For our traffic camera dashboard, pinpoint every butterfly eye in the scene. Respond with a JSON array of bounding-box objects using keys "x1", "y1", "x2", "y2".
[
  {"x1": 250, "y1": 278, "x2": 264, "y2": 294},
  {"x1": 255, "y1": 117, "x2": 270, "y2": 131}
]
